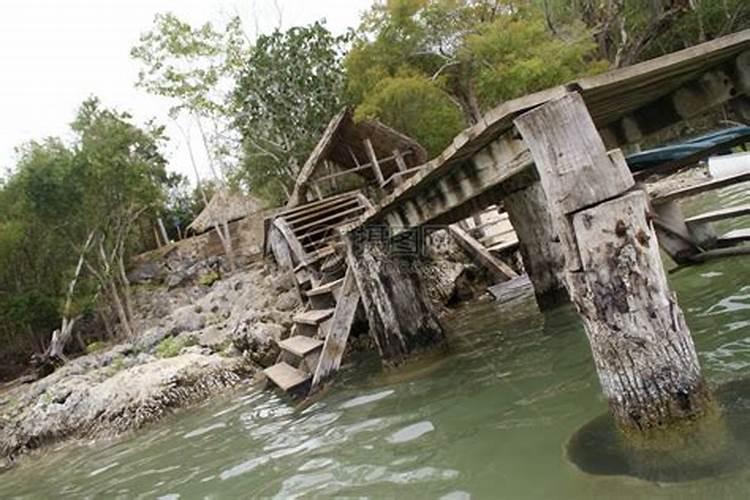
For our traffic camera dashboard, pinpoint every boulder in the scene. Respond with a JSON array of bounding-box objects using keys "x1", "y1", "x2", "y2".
[
  {"x1": 197, "y1": 325, "x2": 232, "y2": 350},
  {"x1": 274, "y1": 290, "x2": 300, "y2": 312},
  {"x1": 168, "y1": 306, "x2": 206, "y2": 336},
  {"x1": 231, "y1": 321, "x2": 284, "y2": 367}
]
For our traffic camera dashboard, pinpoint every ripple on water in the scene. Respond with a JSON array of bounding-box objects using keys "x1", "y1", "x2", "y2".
[
  {"x1": 339, "y1": 389, "x2": 394, "y2": 409},
  {"x1": 387, "y1": 421, "x2": 435, "y2": 443},
  {"x1": 183, "y1": 422, "x2": 227, "y2": 439}
]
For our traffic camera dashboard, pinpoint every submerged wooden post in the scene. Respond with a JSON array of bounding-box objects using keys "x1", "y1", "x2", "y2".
[
  {"x1": 514, "y1": 93, "x2": 713, "y2": 434},
  {"x1": 504, "y1": 183, "x2": 568, "y2": 309},
  {"x1": 344, "y1": 225, "x2": 445, "y2": 364}
]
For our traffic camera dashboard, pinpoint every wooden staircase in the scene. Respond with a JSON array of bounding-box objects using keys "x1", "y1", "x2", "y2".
[
  {"x1": 264, "y1": 192, "x2": 369, "y2": 397},
  {"x1": 264, "y1": 266, "x2": 361, "y2": 397}
]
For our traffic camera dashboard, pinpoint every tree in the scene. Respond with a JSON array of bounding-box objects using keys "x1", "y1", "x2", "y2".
[
  {"x1": 132, "y1": 12, "x2": 247, "y2": 267},
  {"x1": 345, "y1": 0, "x2": 605, "y2": 155},
  {"x1": 232, "y1": 21, "x2": 350, "y2": 204},
  {"x1": 0, "y1": 98, "x2": 174, "y2": 373},
  {"x1": 541, "y1": 0, "x2": 750, "y2": 67}
]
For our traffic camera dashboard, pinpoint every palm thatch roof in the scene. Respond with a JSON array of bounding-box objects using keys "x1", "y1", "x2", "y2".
[
  {"x1": 188, "y1": 189, "x2": 264, "y2": 234},
  {"x1": 287, "y1": 108, "x2": 428, "y2": 207}
]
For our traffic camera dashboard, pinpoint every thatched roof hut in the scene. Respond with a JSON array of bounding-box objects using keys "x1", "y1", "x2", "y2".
[
  {"x1": 188, "y1": 189, "x2": 264, "y2": 235},
  {"x1": 287, "y1": 108, "x2": 428, "y2": 207}
]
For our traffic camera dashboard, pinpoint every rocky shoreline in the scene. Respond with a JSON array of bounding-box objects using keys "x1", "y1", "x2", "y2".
[
  {"x1": 0, "y1": 229, "x2": 489, "y2": 471},
  {"x1": 0, "y1": 261, "x2": 300, "y2": 470}
]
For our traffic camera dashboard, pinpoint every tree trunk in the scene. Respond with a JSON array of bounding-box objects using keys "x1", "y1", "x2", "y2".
[
  {"x1": 504, "y1": 183, "x2": 569, "y2": 310},
  {"x1": 345, "y1": 227, "x2": 446, "y2": 364},
  {"x1": 514, "y1": 92, "x2": 713, "y2": 434}
]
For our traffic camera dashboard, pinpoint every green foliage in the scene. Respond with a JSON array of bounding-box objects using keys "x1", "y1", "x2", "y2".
[
  {"x1": 356, "y1": 75, "x2": 465, "y2": 156},
  {"x1": 465, "y1": 12, "x2": 605, "y2": 108},
  {"x1": 0, "y1": 97, "x2": 174, "y2": 365},
  {"x1": 345, "y1": 0, "x2": 606, "y2": 158},
  {"x1": 232, "y1": 21, "x2": 350, "y2": 204},
  {"x1": 103, "y1": 355, "x2": 126, "y2": 377},
  {"x1": 541, "y1": 0, "x2": 750, "y2": 66},
  {"x1": 156, "y1": 335, "x2": 196, "y2": 358},
  {"x1": 198, "y1": 271, "x2": 220, "y2": 287},
  {"x1": 86, "y1": 341, "x2": 107, "y2": 354}
]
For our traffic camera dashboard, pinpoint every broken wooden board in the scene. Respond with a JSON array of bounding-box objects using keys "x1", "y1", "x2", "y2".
[
  {"x1": 447, "y1": 224, "x2": 518, "y2": 281},
  {"x1": 311, "y1": 269, "x2": 361, "y2": 390}
]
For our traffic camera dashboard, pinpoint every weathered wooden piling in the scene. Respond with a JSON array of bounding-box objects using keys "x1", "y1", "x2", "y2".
[
  {"x1": 344, "y1": 227, "x2": 446, "y2": 364},
  {"x1": 515, "y1": 93, "x2": 713, "y2": 433},
  {"x1": 504, "y1": 183, "x2": 568, "y2": 309}
]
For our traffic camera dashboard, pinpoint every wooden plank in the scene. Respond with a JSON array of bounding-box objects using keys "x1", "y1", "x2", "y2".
[
  {"x1": 514, "y1": 93, "x2": 634, "y2": 215},
  {"x1": 288, "y1": 108, "x2": 348, "y2": 207},
  {"x1": 312, "y1": 269, "x2": 361, "y2": 389},
  {"x1": 488, "y1": 274, "x2": 533, "y2": 304},
  {"x1": 448, "y1": 225, "x2": 518, "y2": 280},
  {"x1": 294, "y1": 308, "x2": 334, "y2": 326},
  {"x1": 278, "y1": 336, "x2": 323, "y2": 357},
  {"x1": 685, "y1": 204, "x2": 750, "y2": 225},
  {"x1": 273, "y1": 218, "x2": 310, "y2": 265},
  {"x1": 394, "y1": 149, "x2": 408, "y2": 172},
  {"x1": 287, "y1": 197, "x2": 360, "y2": 227},
  {"x1": 281, "y1": 190, "x2": 359, "y2": 219},
  {"x1": 306, "y1": 278, "x2": 344, "y2": 297},
  {"x1": 487, "y1": 239, "x2": 520, "y2": 253},
  {"x1": 364, "y1": 138, "x2": 386, "y2": 186},
  {"x1": 293, "y1": 205, "x2": 366, "y2": 233},
  {"x1": 718, "y1": 228, "x2": 750, "y2": 245},
  {"x1": 284, "y1": 193, "x2": 359, "y2": 221},
  {"x1": 264, "y1": 362, "x2": 310, "y2": 392},
  {"x1": 368, "y1": 131, "x2": 536, "y2": 237},
  {"x1": 653, "y1": 171, "x2": 750, "y2": 204}
]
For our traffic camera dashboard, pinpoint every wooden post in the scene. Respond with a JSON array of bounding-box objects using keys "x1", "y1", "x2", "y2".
[
  {"x1": 651, "y1": 200, "x2": 702, "y2": 264},
  {"x1": 504, "y1": 182, "x2": 568, "y2": 310},
  {"x1": 515, "y1": 93, "x2": 713, "y2": 434},
  {"x1": 364, "y1": 138, "x2": 386, "y2": 186},
  {"x1": 344, "y1": 226, "x2": 445, "y2": 364},
  {"x1": 393, "y1": 149, "x2": 408, "y2": 172}
]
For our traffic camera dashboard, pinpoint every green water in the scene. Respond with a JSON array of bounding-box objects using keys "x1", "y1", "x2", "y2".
[{"x1": 2, "y1": 185, "x2": 750, "y2": 499}]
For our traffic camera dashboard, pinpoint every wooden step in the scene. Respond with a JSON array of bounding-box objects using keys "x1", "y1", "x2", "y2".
[
  {"x1": 685, "y1": 204, "x2": 750, "y2": 225},
  {"x1": 292, "y1": 204, "x2": 366, "y2": 233},
  {"x1": 264, "y1": 362, "x2": 310, "y2": 391},
  {"x1": 718, "y1": 228, "x2": 750, "y2": 246},
  {"x1": 278, "y1": 191, "x2": 358, "y2": 219},
  {"x1": 286, "y1": 197, "x2": 360, "y2": 227},
  {"x1": 306, "y1": 278, "x2": 344, "y2": 297},
  {"x1": 294, "y1": 308, "x2": 334, "y2": 325},
  {"x1": 278, "y1": 336, "x2": 324, "y2": 357}
]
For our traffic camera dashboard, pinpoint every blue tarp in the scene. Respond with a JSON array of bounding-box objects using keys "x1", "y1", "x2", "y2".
[{"x1": 625, "y1": 126, "x2": 750, "y2": 172}]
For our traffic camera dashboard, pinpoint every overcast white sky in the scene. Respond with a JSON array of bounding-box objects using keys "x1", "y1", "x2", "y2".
[{"x1": 0, "y1": 0, "x2": 372, "y2": 181}]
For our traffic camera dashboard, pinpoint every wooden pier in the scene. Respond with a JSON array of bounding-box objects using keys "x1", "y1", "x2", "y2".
[{"x1": 263, "y1": 29, "x2": 750, "y2": 434}]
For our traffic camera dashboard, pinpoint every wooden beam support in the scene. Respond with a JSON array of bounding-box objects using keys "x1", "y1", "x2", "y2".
[
  {"x1": 344, "y1": 226, "x2": 446, "y2": 364},
  {"x1": 504, "y1": 182, "x2": 568, "y2": 310},
  {"x1": 394, "y1": 149, "x2": 408, "y2": 172},
  {"x1": 600, "y1": 50, "x2": 750, "y2": 147},
  {"x1": 515, "y1": 92, "x2": 713, "y2": 434},
  {"x1": 447, "y1": 224, "x2": 518, "y2": 281},
  {"x1": 364, "y1": 138, "x2": 386, "y2": 186},
  {"x1": 368, "y1": 132, "x2": 535, "y2": 237}
]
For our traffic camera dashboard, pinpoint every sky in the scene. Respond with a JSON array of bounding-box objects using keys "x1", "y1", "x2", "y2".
[{"x1": 0, "y1": 0, "x2": 373, "y2": 181}]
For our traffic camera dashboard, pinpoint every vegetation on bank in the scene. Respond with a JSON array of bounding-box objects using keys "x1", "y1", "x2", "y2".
[{"x1": 1, "y1": 0, "x2": 748, "y2": 379}]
